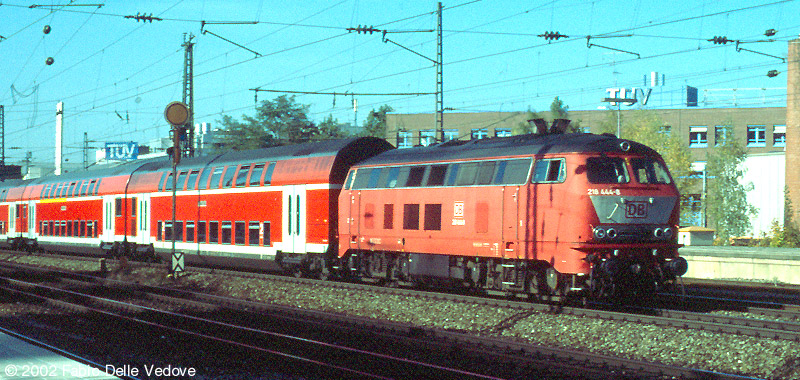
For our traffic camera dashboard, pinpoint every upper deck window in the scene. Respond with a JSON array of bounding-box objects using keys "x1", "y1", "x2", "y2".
[
  {"x1": 630, "y1": 158, "x2": 672, "y2": 184},
  {"x1": 586, "y1": 157, "x2": 629, "y2": 184}
]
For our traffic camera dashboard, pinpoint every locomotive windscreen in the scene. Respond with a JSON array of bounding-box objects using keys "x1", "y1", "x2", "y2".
[
  {"x1": 630, "y1": 158, "x2": 672, "y2": 184},
  {"x1": 586, "y1": 157, "x2": 630, "y2": 184}
]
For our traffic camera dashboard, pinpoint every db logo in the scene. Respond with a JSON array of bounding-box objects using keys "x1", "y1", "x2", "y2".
[{"x1": 625, "y1": 201, "x2": 648, "y2": 218}]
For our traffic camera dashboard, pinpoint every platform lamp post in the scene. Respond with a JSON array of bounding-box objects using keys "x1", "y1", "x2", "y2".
[
  {"x1": 164, "y1": 101, "x2": 190, "y2": 276},
  {"x1": 602, "y1": 97, "x2": 637, "y2": 137}
]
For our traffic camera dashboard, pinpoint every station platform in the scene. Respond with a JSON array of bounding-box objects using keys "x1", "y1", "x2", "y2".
[
  {"x1": 679, "y1": 245, "x2": 800, "y2": 285},
  {"x1": 0, "y1": 329, "x2": 119, "y2": 380}
]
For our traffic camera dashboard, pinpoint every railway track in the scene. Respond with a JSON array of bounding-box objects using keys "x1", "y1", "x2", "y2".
[{"x1": 0, "y1": 254, "x2": 787, "y2": 379}]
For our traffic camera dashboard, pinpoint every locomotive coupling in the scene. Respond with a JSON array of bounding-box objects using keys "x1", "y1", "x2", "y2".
[{"x1": 662, "y1": 257, "x2": 688, "y2": 277}]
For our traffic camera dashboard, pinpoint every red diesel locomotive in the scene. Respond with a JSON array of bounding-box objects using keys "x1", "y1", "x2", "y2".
[
  {"x1": 338, "y1": 131, "x2": 687, "y2": 298},
  {"x1": 0, "y1": 132, "x2": 686, "y2": 298}
]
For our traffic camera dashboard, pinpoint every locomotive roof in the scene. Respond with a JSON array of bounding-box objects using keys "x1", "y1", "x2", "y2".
[{"x1": 356, "y1": 132, "x2": 659, "y2": 167}]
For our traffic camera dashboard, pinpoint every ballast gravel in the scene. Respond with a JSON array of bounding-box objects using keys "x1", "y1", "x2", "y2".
[{"x1": 2, "y1": 253, "x2": 799, "y2": 379}]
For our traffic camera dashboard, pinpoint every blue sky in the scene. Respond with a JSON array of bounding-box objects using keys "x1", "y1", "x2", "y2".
[{"x1": 0, "y1": 0, "x2": 796, "y2": 168}]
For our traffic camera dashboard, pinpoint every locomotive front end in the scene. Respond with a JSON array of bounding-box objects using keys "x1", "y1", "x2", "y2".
[{"x1": 574, "y1": 142, "x2": 686, "y2": 298}]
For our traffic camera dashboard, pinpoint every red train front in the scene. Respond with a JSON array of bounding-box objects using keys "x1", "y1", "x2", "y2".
[{"x1": 338, "y1": 131, "x2": 686, "y2": 299}]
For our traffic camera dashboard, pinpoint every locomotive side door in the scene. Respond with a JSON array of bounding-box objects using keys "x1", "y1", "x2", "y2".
[
  {"x1": 282, "y1": 185, "x2": 307, "y2": 254},
  {"x1": 501, "y1": 185, "x2": 522, "y2": 259}
]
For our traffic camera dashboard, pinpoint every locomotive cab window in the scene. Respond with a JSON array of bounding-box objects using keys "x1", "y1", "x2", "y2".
[
  {"x1": 586, "y1": 157, "x2": 629, "y2": 184},
  {"x1": 532, "y1": 158, "x2": 566, "y2": 183},
  {"x1": 630, "y1": 158, "x2": 672, "y2": 185}
]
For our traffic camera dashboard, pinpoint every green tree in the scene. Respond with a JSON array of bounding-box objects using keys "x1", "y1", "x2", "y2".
[
  {"x1": 705, "y1": 127, "x2": 756, "y2": 244},
  {"x1": 218, "y1": 95, "x2": 316, "y2": 150},
  {"x1": 362, "y1": 105, "x2": 393, "y2": 138},
  {"x1": 515, "y1": 97, "x2": 582, "y2": 134},
  {"x1": 514, "y1": 108, "x2": 541, "y2": 135},
  {"x1": 549, "y1": 96, "x2": 583, "y2": 132},
  {"x1": 314, "y1": 114, "x2": 350, "y2": 141}
]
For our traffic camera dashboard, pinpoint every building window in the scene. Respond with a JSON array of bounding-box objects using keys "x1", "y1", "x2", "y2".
[
  {"x1": 397, "y1": 131, "x2": 413, "y2": 148},
  {"x1": 714, "y1": 125, "x2": 729, "y2": 146},
  {"x1": 658, "y1": 125, "x2": 671, "y2": 137},
  {"x1": 495, "y1": 128, "x2": 512, "y2": 137},
  {"x1": 471, "y1": 128, "x2": 488, "y2": 140},
  {"x1": 419, "y1": 129, "x2": 436, "y2": 146},
  {"x1": 747, "y1": 125, "x2": 766, "y2": 147},
  {"x1": 688, "y1": 126, "x2": 707, "y2": 148},
  {"x1": 444, "y1": 129, "x2": 459, "y2": 141},
  {"x1": 774, "y1": 125, "x2": 786, "y2": 147}
]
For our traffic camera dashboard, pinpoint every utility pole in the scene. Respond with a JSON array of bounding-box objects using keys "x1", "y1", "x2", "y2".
[
  {"x1": 0, "y1": 105, "x2": 4, "y2": 166},
  {"x1": 435, "y1": 2, "x2": 444, "y2": 142},
  {"x1": 83, "y1": 132, "x2": 89, "y2": 169},
  {"x1": 55, "y1": 102, "x2": 63, "y2": 175},
  {"x1": 182, "y1": 33, "x2": 195, "y2": 158}
]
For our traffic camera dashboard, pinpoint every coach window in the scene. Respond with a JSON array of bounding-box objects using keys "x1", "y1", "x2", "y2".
[
  {"x1": 394, "y1": 167, "x2": 410, "y2": 188},
  {"x1": 532, "y1": 158, "x2": 566, "y2": 183},
  {"x1": 197, "y1": 168, "x2": 212, "y2": 190},
  {"x1": 263, "y1": 162, "x2": 276, "y2": 185},
  {"x1": 197, "y1": 221, "x2": 207, "y2": 243},
  {"x1": 80, "y1": 221, "x2": 86, "y2": 237},
  {"x1": 88, "y1": 179, "x2": 99, "y2": 195},
  {"x1": 222, "y1": 166, "x2": 238, "y2": 188},
  {"x1": 186, "y1": 170, "x2": 200, "y2": 190},
  {"x1": 456, "y1": 163, "x2": 479, "y2": 186},
  {"x1": 67, "y1": 221, "x2": 73, "y2": 237},
  {"x1": 425, "y1": 165, "x2": 448, "y2": 186},
  {"x1": 49, "y1": 221, "x2": 55, "y2": 236},
  {"x1": 209, "y1": 221, "x2": 219, "y2": 243},
  {"x1": 260, "y1": 222, "x2": 270, "y2": 245},
  {"x1": 164, "y1": 222, "x2": 173, "y2": 241},
  {"x1": 476, "y1": 162, "x2": 496, "y2": 185},
  {"x1": 177, "y1": 171, "x2": 189, "y2": 190},
  {"x1": 403, "y1": 204, "x2": 420, "y2": 230},
  {"x1": 185, "y1": 222, "x2": 195, "y2": 242},
  {"x1": 250, "y1": 164, "x2": 265, "y2": 186},
  {"x1": 586, "y1": 157, "x2": 629, "y2": 184},
  {"x1": 221, "y1": 222, "x2": 232, "y2": 244},
  {"x1": 405, "y1": 166, "x2": 426, "y2": 187},
  {"x1": 209, "y1": 167, "x2": 225, "y2": 189},
  {"x1": 248, "y1": 222, "x2": 259, "y2": 245},
  {"x1": 80, "y1": 180, "x2": 90, "y2": 196},
  {"x1": 235, "y1": 221, "x2": 246, "y2": 244},
  {"x1": 115, "y1": 198, "x2": 123, "y2": 217},
  {"x1": 235, "y1": 165, "x2": 252, "y2": 187}
]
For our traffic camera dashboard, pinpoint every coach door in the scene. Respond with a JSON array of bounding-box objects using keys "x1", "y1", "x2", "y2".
[
  {"x1": 136, "y1": 195, "x2": 151, "y2": 244},
  {"x1": 282, "y1": 185, "x2": 306, "y2": 254},
  {"x1": 26, "y1": 201, "x2": 36, "y2": 239},
  {"x1": 102, "y1": 196, "x2": 115, "y2": 241}
]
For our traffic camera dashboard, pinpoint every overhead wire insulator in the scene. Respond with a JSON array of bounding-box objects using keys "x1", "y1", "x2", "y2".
[
  {"x1": 538, "y1": 31, "x2": 568, "y2": 41},
  {"x1": 767, "y1": 70, "x2": 780, "y2": 77},
  {"x1": 765, "y1": 29, "x2": 777, "y2": 37},
  {"x1": 708, "y1": 36, "x2": 732, "y2": 45}
]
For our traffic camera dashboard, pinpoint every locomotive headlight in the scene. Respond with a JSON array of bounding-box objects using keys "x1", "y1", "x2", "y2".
[
  {"x1": 653, "y1": 228, "x2": 664, "y2": 238},
  {"x1": 593, "y1": 227, "x2": 606, "y2": 239},
  {"x1": 664, "y1": 227, "x2": 674, "y2": 239},
  {"x1": 606, "y1": 228, "x2": 617, "y2": 239}
]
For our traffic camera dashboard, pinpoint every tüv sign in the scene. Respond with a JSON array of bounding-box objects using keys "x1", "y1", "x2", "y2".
[{"x1": 105, "y1": 142, "x2": 139, "y2": 160}]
